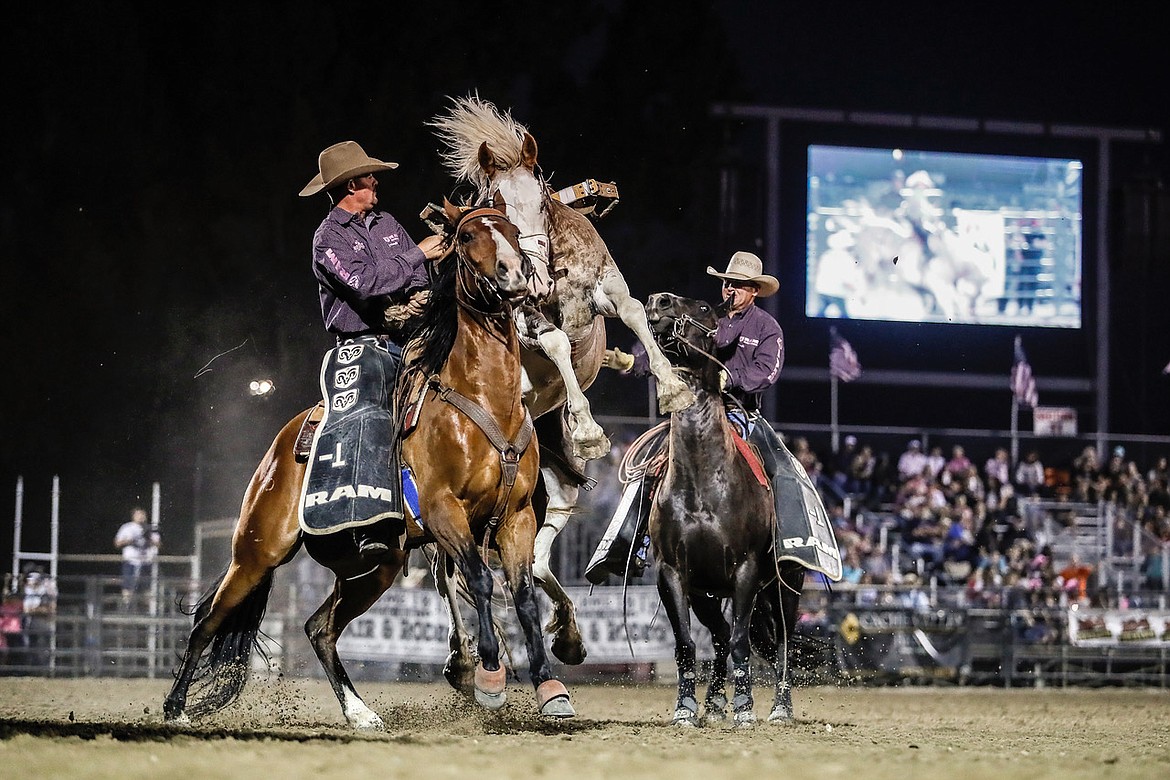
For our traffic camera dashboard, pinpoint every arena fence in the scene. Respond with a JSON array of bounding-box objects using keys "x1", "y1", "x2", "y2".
[{"x1": 2, "y1": 573, "x2": 1167, "y2": 688}]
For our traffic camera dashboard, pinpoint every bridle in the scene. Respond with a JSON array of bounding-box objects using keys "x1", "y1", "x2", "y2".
[{"x1": 449, "y1": 206, "x2": 523, "y2": 320}]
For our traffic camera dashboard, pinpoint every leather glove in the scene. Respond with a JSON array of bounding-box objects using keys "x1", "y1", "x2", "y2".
[
  {"x1": 602, "y1": 347, "x2": 635, "y2": 372},
  {"x1": 719, "y1": 370, "x2": 730, "y2": 392}
]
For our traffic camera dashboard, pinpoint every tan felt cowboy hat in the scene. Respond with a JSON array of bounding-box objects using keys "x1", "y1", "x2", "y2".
[
  {"x1": 299, "y1": 141, "x2": 399, "y2": 197},
  {"x1": 706, "y1": 251, "x2": 779, "y2": 297}
]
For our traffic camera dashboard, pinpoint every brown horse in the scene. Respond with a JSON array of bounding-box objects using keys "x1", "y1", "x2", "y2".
[
  {"x1": 642, "y1": 292, "x2": 806, "y2": 727},
  {"x1": 163, "y1": 201, "x2": 575, "y2": 728},
  {"x1": 428, "y1": 95, "x2": 696, "y2": 670}
]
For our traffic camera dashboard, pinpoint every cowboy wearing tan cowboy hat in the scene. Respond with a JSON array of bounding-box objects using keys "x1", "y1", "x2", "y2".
[
  {"x1": 298, "y1": 140, "x2": 447, "y2": 561},
  {"x1": 590, "y1": 249, "x2": 841, "y2": 584}
]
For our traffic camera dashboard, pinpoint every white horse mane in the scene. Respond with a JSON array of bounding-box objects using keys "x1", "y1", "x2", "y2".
[{"x1": 428, "y1": 94, "x2": 529, "y2": 190}]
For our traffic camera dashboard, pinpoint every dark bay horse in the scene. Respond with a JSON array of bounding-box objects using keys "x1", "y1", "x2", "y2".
[
  {"x1": 163, "y1": 201, "x2": 574, "y2": 727},
  {"x1": 643, "y1": 292, "x2": 805, "y2": 727},
  {"x1": 428, "y1": 95, "x2": 696, "y2": 669}
]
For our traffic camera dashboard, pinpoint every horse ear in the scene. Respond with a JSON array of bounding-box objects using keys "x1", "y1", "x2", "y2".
[
  {"x1": 477, "y1": 141, "x2": 498, "y2": 175},
  {"x1": 441, "y1": 197, "x2": 462, "y2": 226},
  {"x1": 493, "y1": 188, "x2": 509, "y2": 216},
  {"x1": 521, "y1": 132, "x2": 538, "y2": 169},
  {"x1": 714, "y1": 296, "x2": 732, "y2": 317}
]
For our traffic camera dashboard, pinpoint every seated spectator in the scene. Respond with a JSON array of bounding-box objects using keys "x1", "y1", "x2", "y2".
[
  {"x1": 1071, "y1": 445, "x2": 1102, "y2": 502},
  {"x1": 943, "y1": 444, "x2": 973, "y2": 481},
  {"x1": 847, "y1": 444, "x2": 876, "y2": 496},
  {"x1": 833, "y1": 435, "x2": 859, "y2": 489},
  {"x1": 897, "y1": 439, "x2": 928, "y2": 482},
  {"x1": 925, "y1": 445, "x2": 946, "y2": 480},
  {"x1": 905, "y1": 507, "x2": 947, "y2": 575},
  {"x1": 1058, "y1": 553, "x2": 1094, "y2": 605},
  {"x1": 1147, "y1": 456, "x2": 1169, "y2": 485},
  {"x1": 1015, "y1": 449, "x2": 1045, "y2": 496},
  {"x1": 984, "y1": 447, "x2": 1011, "y2": 487}
]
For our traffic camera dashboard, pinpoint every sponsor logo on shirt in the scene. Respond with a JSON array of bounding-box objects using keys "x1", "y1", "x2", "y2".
[
  {"x1": 383, "y1": 235, "x2": 400, "y2": 246},
  {"x1": 353, "y1": 240, "x2": 365, "y2": 252},
  {"x1": 738, "y1": 336, "x2": 761, "y2": 347}
]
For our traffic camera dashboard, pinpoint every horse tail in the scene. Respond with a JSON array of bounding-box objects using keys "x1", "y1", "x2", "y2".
[{"x1": 181, "y1": 568, "x2": 275, "y2": 719}]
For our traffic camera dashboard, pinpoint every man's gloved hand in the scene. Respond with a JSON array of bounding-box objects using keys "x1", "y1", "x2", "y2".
[
  {"x1": 719, "y1": 370, "x2": 730, "y2": 392},
  {"x1": 602, "y1": 347, "x2": 635, "y2": 372}
]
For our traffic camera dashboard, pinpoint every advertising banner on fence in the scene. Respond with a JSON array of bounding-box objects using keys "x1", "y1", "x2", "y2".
[
  {"x1": 833, "y1": 606, "x2": 970, "y2": 681},
  {"x1": 337, "y1": 586, "x2": 709, "y2": 663},
  {"x1": 1033, "y1": 406, "x2": 1078, "y2": 436},
  {"x1": 1067, "y1": 609, "x2": 1170, "y2": 647}
]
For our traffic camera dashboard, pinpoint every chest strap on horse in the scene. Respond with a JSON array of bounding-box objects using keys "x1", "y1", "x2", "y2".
[{"x1": 427, "y1": 376, "x2": 535, "y2": 529}]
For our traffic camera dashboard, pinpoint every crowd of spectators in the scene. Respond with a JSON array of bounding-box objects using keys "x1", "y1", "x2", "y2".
[{"x1": 810, "y1": 436, "x2": 1170, "y2": 606}]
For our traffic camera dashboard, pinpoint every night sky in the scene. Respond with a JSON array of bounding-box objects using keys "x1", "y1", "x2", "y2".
[{"x1": 4, "y1": 2, "x2": 1168, "y2": 564}]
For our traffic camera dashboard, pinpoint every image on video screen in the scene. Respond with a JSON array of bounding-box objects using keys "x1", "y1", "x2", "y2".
[{"x1": 806, "y1": 145, "x2": 1083, "y2": 328}]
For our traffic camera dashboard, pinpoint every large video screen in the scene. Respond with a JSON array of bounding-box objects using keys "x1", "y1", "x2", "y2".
[{"x1": 806, "y1": 145, "x2": 1083, "y2": 328}]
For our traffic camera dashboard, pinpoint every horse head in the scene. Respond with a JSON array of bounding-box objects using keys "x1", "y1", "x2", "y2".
[
  {"x1": 440, "y1": 197, "x2": 531, "y2": 305},
  {"x1": 645, "y1": 292, "x2": 722, "y2": 388}
]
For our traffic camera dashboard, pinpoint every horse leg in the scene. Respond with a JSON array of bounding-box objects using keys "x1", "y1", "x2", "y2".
[
  {"x1": 497, "y1": 508, "x2": 575, "y2": 717},
  {"x1": 767, "y1": 565, "x2": 806, "y2": 723},
  {"x1": 303, "y1": 556, "x2": 403, "y2": 729},
  {"x1": 598, "y1": 269, "x2": 695, "y2": 413},
  {"x1": 691, "y1": 593, "x2": 731, "y2": 723},
  {"x1": 435, "y1": 518, "x2": 507, "y2": 711},
  {"x1": 656, "y1": 564, "x2": 698, "y2": 727},
  {"x1": 432, "y1": 547, "x2": 477, "y2": 692},
  {"x1": 532, "y1": 323, "x2": 609, "y2": 460},
  {"x1": 729, "y1": 560, "x2": 762, "y2": 727},
  {"x1": 532, "y1": 464, "x2": 587, "y2": 665}
]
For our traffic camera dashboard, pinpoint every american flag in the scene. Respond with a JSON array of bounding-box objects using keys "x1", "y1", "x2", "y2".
[
  {"x1": 829, "y1": 327, "x2": 862, "y2": 382},
  {"x1": 1010, "y1": 336, "x2": 1038, "y2": 408}
]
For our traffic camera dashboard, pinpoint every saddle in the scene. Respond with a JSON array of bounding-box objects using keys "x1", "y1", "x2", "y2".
[{"x1": 294, "y1": 403, "x2": 325, "y2": 462}]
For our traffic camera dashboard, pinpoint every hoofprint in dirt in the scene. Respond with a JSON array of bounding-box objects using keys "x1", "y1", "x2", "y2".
[{"x1": 1, "y1": 678, "x2": 1167, "y2": 780}]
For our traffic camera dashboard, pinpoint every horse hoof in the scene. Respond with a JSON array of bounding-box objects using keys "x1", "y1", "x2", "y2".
[
  {"x1": 767, "y1": 705, "x2": 794, "y2": 723},
  {"x1": 348, "y1": 711, "x2": 386, "y2": 731},
  {"x1": 572, "y1": 433, "x2": 611, "y2": 461},
  {"x1": 734, "y1": 710, "x2": 757, "y2": 728},
  {"x1": 165, "y1": 711, "x2": 191, "y2": 726},
  {"x1": 474, "y1": 662, "x2": 507, "y2": 710},
  {"x1": 536, "y1": 679, "x2": 575, "y2": 718},
  {"x1": 474, "y1": 687, "x2": 508, "y2": 710},
  {"x1": 551, "y1": 634, "x2": 587, "y2": 666},
  {"x1": 672, "y1": 709, "x2": 699, "y2": 727},
  {"x1": 657, "y1": 383, "x2": 696, "y2": 414},
  {"x1": 704, "y1": 692, "x2": 728, "y2": 722}
]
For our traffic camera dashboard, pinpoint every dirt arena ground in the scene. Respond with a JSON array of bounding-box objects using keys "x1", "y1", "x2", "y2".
[{"x1": 0, "y1": 676, "x2": 1167, "y2": 780}]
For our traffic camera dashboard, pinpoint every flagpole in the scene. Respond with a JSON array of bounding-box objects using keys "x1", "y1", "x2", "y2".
[
  {"x1": 831, "y1": 372, "x2": 840, "y2": 454},
  {"x1": 1010, "y1": 397, "x2": 1019, "y2": 467}
]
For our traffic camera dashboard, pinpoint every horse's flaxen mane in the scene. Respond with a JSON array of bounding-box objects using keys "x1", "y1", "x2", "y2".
[{"x1": 428, "y1": 94, "x2": 529, "y2": 189}]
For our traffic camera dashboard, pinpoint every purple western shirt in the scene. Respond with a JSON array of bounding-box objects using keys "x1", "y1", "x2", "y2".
[
  {"x1": 715, "y1": 304, "x2": 784, "y2": 410},
  {"x1": 311, "y1": 206, "x2": 429, "y2": 337}
]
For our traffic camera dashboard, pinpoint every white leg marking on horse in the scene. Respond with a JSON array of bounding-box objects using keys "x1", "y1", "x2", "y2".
[
  {"x1": 342, "y1": 688, "x2": 384, "y2": 730},
  {"x1": 535, "y1": 328, "x2": 610, "y2": 460}
]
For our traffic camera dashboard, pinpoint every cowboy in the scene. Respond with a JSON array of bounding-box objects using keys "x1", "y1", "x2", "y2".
[
  {"x1": 298, "y1": 141, "x2": 449, "y2": 560},
  {"x1": 588, "y1": 251, "x2": 837, "y2": 582}
]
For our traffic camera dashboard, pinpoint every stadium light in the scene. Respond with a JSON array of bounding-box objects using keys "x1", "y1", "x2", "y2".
[{"x1": 248, "y1": 378, "x2": 275, "y2": 398}]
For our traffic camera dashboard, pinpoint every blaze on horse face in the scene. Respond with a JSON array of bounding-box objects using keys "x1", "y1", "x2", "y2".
[{"x1": 440, "y1": 197, "x2": 530, "y2": 303}]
